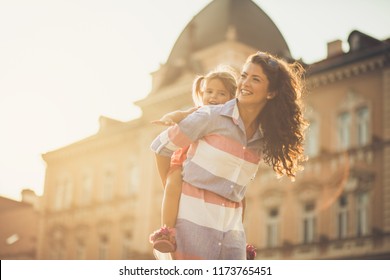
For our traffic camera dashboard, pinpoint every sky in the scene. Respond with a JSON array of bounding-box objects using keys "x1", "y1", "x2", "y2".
[{"x1": 0, "y1": 0, "x2": 389, "y2": 201}]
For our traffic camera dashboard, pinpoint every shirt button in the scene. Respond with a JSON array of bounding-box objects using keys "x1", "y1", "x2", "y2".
[{"x1": 218, "y1": 242, "x2": 222, "y2": 246}]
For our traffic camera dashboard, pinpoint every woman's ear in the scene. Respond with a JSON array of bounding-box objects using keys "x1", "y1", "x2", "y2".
[{"x1": 267, "y1": 91, "x2": 276, "y2": 100}]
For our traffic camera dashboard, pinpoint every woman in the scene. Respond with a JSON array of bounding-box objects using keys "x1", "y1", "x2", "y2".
[{"x1": 150, "y1": 52, "x2": 307, "y2": 259}]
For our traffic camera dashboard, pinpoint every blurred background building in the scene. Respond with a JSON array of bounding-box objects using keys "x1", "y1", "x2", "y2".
[
  {"x1": 3, "y1": 0, "x2": 388, "y2": 259},
  {"x1": 0, "y1": 189, "x2": 40, "y2": 259}
]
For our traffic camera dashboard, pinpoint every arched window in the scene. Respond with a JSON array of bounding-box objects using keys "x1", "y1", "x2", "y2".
[
  {"x1": 266, "y1": 207, "x2": 279, "y2": 248},
  {"x1": 337, "y1": 194, "x2": 348, "y2": 239},
  {"x1": 302, "y1": 202, "x2": 316, "y2": 244},
  {"x1": 53, "y1": 173, "x2": 73, "y2": 211},
  {"x1": 336, "y1": 91, "x2": 370, "y2": 150}
]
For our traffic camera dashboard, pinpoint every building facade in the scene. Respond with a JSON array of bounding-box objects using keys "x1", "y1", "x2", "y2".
[
  {"x1": 36, "y1": 0, "x2": 390, "y2": 259},
  {"x1": 0, "y1": 189, "x2": 39, "y2": 259},
  {"x1": 245, "y1": 30, "x2": 390, "y2": 259}
]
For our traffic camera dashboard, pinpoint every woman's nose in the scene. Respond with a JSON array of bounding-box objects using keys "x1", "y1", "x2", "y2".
[{"x1": 240, "y1": 77, "x2": 249, "y2": 87}]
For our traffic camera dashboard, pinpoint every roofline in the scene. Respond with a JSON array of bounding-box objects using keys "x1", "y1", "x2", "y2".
[{"x1": 307, "y1": 43, "x2": 390, "y2": 76}]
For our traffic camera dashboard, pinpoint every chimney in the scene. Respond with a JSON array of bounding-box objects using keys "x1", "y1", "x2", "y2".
[
  {"x1": 327, "y1": 39, "x2": 344, "y2": 58},
  {"x1": 21, "y1": 189, "x2": 38, "y2": 206}
]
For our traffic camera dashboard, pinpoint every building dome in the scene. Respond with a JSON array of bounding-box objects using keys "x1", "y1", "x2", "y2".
[{"x1": 166, "y1": 0, "x2": 291, "y2": 67}]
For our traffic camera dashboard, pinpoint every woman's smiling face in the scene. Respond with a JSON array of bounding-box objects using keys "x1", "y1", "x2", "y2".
[{"x1": 237, "y1": 62, "x2": 273, "y2": 108}]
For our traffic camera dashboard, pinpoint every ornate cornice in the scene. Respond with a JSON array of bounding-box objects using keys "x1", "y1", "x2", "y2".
[
  {"x1": 41, "y1": 125, "x2": 141, "y2": 163},
  {"x1": 307, "y1": 56, "x2": 386, "y2": 88}
]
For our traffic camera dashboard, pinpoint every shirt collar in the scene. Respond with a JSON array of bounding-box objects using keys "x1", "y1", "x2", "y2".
[
  {"x1": 220, "y1": 98, "x2": 239, "y2": 124},
  {"x1": 220, "y1": 99, "x2": 264, "y2": 139}
]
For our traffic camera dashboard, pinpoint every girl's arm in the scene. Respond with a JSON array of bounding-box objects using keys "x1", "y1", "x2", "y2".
[
  {"x1": 151, "y1": 107, "x2": 198, "y2": 126},
  {"x1": 154, "y1": 154, "x2": 171, "y2": 187},
  {"x1": 151, "y1": 106, "x2": 211, "y2": 157}
]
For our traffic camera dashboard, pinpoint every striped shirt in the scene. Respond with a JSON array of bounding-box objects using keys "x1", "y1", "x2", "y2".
[{"x1": 151, "y1": 98, "x2": 264, "y2": 202}]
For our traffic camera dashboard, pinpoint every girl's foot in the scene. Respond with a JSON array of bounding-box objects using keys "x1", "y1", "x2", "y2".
[
  {"x1": 246, "y1": 244, "x2": 257, "y2": 260},
  {"x1": 149, "y1": 226, "x2": 176, "y2": 253}
]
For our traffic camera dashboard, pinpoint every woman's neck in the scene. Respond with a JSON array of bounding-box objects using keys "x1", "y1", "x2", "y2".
[{"x1": 237, "y1": 103, "x2": 262, "y2": 140}]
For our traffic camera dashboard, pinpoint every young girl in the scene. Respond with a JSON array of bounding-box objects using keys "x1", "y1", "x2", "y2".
[{"x1": 149, "y1": 67, "x2": 238, "y2": 254}]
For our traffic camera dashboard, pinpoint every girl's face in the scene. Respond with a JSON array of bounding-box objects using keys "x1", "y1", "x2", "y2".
[
  {"x1": 237, "y1": 62, "x2": 274, "y2": 108},
  {"x1": 202, "y1": 78, "x2": 232, "y2": 105}
]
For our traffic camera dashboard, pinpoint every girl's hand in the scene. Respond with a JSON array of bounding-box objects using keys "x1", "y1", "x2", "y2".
[
  {"x1": 150, "y1": 117, "x2": 176, "y2": 126},
  {"x1": 151, "y1": 107, "x2": 198, "y2": 126}
]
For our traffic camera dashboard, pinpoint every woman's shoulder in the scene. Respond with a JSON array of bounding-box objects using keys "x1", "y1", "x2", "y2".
[
  {"x1": 203, "y1": 99, "x2": 236, "y2": 113},
  {"x1": 191, "y1": 99, "x2": 236, "y2": 120}
]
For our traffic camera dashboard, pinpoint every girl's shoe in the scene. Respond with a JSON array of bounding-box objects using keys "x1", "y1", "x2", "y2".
[
  {"x1": 149, "y1": 226, "x2": 176, "y2": 253},
  {"x1": 246, "y1": 244, "x2": 257, "y2": 260}
]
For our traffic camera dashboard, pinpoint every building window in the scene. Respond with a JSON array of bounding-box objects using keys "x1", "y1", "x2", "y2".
[
  {"x1": 356, "y1": 192, "x2": 369, "y2": 237},
  {"x1": 54, "y1": 182, "x2": 65, "y2": 210},
  {"x1": 337, "y1": 112, "x2": 351, "y2": 150},
  {"x1": 337, "y1": 195, "x2": 348, "y2": 239},
  {"x1": 51, "y1": 228, "x2": 65, "y2": 259},
  {"x1": 102, "y1": 169, "x2": 114, "y2": 202},
  {"x1": 265, "y1": 208, "x2": 279, "y2": 248},
  {"x1": 76, "y1": 239, "x2": 86, "y2": 260},
  {"x1": 337, "y1": 92, "x2": 371, "y2": 149},
  {"x1": 51, "y1": 244, "x2": 65, "y2": 260},
  {"x1": 121, "y1": 231, "x2": 133, "y2": 259},
  {"x1": 305, "y1": 120, "x2": 319, "y2": 157},
  {"x1": 80, "y1": 173, "x2": 93, "y2": 206},
  {"x1": 99, "y1": 235, "x2": 109, "y2": 260},
  {"x1": 356, "y1": 106, "x2": 369, "y2": 146},
  {"x1": 54, "y1": 177, "x2": 73, "y2": 210},
  {"x1": 302, "y1": 202, "x2": 316, "y2": 244},
  {"x1": 125, "y1": 161, "x2": 139, "y2": 196}
]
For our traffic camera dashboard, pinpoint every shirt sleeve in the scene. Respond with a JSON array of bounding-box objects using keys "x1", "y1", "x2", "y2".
[{"x1": 150, "y1": 106, "x2": 213, "y2": 157}]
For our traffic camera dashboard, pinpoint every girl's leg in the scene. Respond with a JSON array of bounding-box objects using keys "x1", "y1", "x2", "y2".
[
  {"x1": 150, "y1": 168, "x2": 182, "y2": 254},
  {"x1": 161, "y1": 168, "x2": 182, "y2": 228}
]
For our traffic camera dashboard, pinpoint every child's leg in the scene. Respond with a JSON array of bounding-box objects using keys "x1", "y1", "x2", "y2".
[
  {"x1": 161, "y1": 168, "x2": 183, "y2": 228},
  {"x1": 149, "y1": 167, "x2": 182, "y2": 254}
]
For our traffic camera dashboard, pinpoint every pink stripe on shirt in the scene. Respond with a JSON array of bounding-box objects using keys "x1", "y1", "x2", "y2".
[
  {"x1": 203, "y1": 134, "x2": 261, "y2": 163},
  {"x1": 182, "y1": 182, "x2": 242, "y2": 208},
  {"x1": 168, "y1": 125, "x2": 193, "y2": 148}
]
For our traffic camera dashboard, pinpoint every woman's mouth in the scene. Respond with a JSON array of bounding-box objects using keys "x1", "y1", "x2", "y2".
[{"x1": 240, "y1": 89, "x2": 252, "y2": 96}]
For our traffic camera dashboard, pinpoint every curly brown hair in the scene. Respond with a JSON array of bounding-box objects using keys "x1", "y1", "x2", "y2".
[{"x1": 246, "y1": 52, "x2": 308, "y2": 180}]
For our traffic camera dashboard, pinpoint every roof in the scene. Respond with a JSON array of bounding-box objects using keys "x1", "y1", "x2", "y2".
[
  {"x1": 307, "y1": 30, "x2": 390, "y2": 75},
  {"x1": 0, "y1": 196, "x2": 31, "y2": 212},
  {"x1": 160, "y1": 0, "x2": 291, "y2": 87},
  {"x1": 167, "y1": 0, "x2": 291, "y2": 65}
]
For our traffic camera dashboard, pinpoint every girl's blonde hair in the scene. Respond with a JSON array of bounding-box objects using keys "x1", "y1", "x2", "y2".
[{"x1": 192, "y1": 65, "x2": 238, "y2": 106}]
